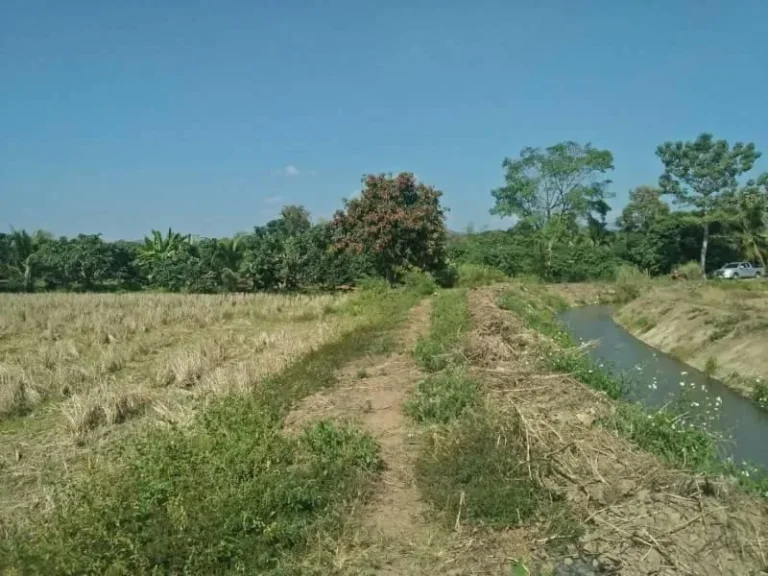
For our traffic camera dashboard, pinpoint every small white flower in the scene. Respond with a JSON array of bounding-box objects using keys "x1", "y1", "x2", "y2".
[
  {"x1": 681, "y1": 371, "x2": 688, "y2": 375},
  {"x1": 680, "y1": 381, "x2": 686, "y2": 387},
  {"x1": 716, "y1": 396, "x2": 722, "y2": 404}
]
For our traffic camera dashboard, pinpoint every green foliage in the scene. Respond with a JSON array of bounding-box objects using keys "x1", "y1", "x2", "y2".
[
  {"x1": 413, "y1": 289, "x2": 471, "y2": 372},
  {"x1": 491, "y1": 141, "x2": 614, "y2": 230},
  {"x1": 602, "y1": 403, "x2": 718, "y2": 470},
  {"x1": 456, "y1": 263, "x2": 509, "y2": 287},
  {"x1": 657, "y1": 134, "x2": 762, "y2": 273},
  {"x1": 614, "y1": 264, "x2": 649, "y2": 303},
  {"x1": 704, "y1": 356, "x2": 718, "y2": 376},
  {"x1": 673, "y1": 260, "x2": 702, "y2": 280},
  {"x1": 3, "y1": 172, "x2": 452, "y2": 294},
  {"x1": 415, "y1": 410, "x2": 570, "y2": 530},
  {"x1": 401, "y1": 267, "x2": 438, "y2": 296},
  {"x1": 405, "y1": 369, "x2": 479, "y2": 424},
  {"x1": 754, "y1": 380, "x2": 768, "y2": 410},
  {"x1": 1, "y1": 405, "x2": 382, "y2": 575},
  {"x1": 448, "y1": 229, "x2": 626, "y2": 283}
]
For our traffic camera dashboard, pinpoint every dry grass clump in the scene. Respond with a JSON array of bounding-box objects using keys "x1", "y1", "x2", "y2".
[
  {"x1": 61, "y1": 388, "x2": 152, "y2": 441},
  {"x1": 466, "y1": 287, "x2": 768, "y2": 576},
  {"x1": 0, "y1": 363, "x2": 41, "y2": 417},
  {"x1": 0, "y1": 291, "x2": 355, "y2": 519}
]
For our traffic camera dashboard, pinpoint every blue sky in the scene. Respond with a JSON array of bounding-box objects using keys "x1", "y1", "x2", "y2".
[{"x1": 2, "y1": 0, "x2": 767, "y2": 239}]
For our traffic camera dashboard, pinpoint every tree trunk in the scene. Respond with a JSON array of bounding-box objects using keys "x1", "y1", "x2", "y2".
[
  {"x1": 23, "y1": 259, "x2": 33, "y2": 292},
  {"x1": 700, "y1": 221, "x2": 709, "y2": 279}
]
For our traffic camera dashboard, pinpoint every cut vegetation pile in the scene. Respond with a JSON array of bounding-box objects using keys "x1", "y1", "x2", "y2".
[{"x1": 460, "y1": 285, "x2": 768, "y2": 575}]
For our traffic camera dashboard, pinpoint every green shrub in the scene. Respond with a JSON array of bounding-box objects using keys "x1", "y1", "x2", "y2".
[
  {"x1": 544, "y1": 347, "x2": 624, "y2": 399},
  {"x1": 704, "y1": 356, "x2": 718, "y2": 376},
  {"x1": 401, "y1": 268, "x2": 438, "y2": 296},
  {"x1": 456, "y1": 263, "x2": 508, "y2": 288},
  {"x1": 613, "y1": 264, "x2": 649, "y2": 303},
  {"x1": 673, "y1": 260, "x2": 702, "y2": 280},
  {"x1": 405, "y1": 369, "x2": 479, "y2": 424},
  {"x1": 753, "y1": 380, "x2": 768, "y2": 409},
  {"x1": 432, "y1": 263, "x2": 460, "y2": 288}
]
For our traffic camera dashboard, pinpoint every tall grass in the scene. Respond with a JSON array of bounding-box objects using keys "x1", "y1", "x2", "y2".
[
  {"x1": 455, "y1": 263, "x2": 509, "y2": 288},
  {"x1": 614, "y1": 264, "x2": 650, "y2": 303},
  {"x1": 413, "y1": 289, "x2": 472, "y2": 372}
]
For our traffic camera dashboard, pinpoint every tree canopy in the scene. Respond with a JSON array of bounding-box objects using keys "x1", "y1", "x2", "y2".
[{"x1": 656, "y1": 133, "x2": 762, "y2": 274}]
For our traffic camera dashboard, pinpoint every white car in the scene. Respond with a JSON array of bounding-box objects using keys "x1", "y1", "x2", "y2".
[{"x1": 713, "y1": 261, "x2": 765, "y2": 279}]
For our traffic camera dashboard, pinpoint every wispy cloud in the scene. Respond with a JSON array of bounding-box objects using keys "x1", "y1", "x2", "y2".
[
  {"x1": 284, "y1": 165, "x2": 299, "y2": 177},
  {"x1": 261, "y1": 195, "x2": 283, "y2": 206}
]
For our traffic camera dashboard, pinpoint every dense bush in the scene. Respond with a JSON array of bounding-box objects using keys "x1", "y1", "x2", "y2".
[{"x1": 673, "y1": 260, "x2": 702, "y2": 280}]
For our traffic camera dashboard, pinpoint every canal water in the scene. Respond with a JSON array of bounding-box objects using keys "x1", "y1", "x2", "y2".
[{"x1": 558, "y1": 305, "x2": 768, "y2": 469}]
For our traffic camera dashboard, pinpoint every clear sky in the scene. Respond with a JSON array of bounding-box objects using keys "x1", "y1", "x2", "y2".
[{"x1": 2, "y1": 0, "x2": 767, "y2": 239}]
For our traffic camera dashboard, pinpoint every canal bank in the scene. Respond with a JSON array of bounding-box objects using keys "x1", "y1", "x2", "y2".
[{"x1": 560, "y1": 304, "x2": 768, "y2": 469}]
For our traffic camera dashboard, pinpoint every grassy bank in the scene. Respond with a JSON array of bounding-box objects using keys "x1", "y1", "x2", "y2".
[
  {"x1": 498, "y1": 284, "x2": 768, "y2": 496},
  {"x1": 0, "y1": 286, "x2": 422, "y2": 575},
  {"x1": 407, "y1": 289, "x2": 580, "y2": 548}
]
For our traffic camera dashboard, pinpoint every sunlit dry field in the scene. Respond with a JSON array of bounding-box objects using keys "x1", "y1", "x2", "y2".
[{"x1": 0, "y1": 291, "x2": 354, "y2": 518}]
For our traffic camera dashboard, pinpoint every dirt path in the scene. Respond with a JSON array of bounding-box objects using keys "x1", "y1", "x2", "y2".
[{"x1": 286, "y1": 299, "x2": 441, "y2": 573}]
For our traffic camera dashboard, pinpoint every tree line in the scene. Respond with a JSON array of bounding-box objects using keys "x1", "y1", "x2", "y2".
[
  {"x1": 0, "y1": 173, "x2": 449, "y2": 293},
  {"x1": 455, "y1": 133, "x2": 767, "y2": 281},
  {"x1": 2, "y1": 133, "x2": 767, "y2": 292}
]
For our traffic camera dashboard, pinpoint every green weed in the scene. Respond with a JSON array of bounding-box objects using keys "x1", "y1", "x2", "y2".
[
  {"x1": 415, "y1": 410, "x2": 570, "y2": 531},
  {"x1": 602, "y1": 404, "x2": 718, "y2": 470},
  {"x1": 405, "y1": 369, "x2": 479, "y2": 424},
  {"x1": 497, "y1": 287, "x2": 735, "y2": 478},
  {"x1": 752, "y1": 380, "x2": 768, "y2": 409},
  {"x1": 631, "y1": 314, "x2": 657, "y2": 332},
  {"x1": 1, "y1": 407, "x2": 382, "y2": 575},
  {"x1": 456, "y1": 263, "x2": 509, "y2": 288},
  {"x1": 499, "y1": 289, "x2": 623, "y2": 399},
  {"x1": 704, "y1": 356, "x2": 718, "y2": 376},
  {"x1": 401, "y1": 268, "x2": 438, "y2": 296},
  {"x1": 413, "y1": 289, "x2": 471, "y2": 372},
  {"x1": 614, "y1": 264, "x2": 650, "y2": 303}
]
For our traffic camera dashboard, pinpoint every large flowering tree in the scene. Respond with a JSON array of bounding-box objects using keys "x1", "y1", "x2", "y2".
[{"x1": 332, "y1": 172, "x2": 447, "y2": 281}]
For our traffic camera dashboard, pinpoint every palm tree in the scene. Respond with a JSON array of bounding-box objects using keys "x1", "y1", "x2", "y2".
[
  {"x1": 732, "y1": 185, "x2": 768, "y2": 268},
  {"x1": 9, "y1": 229, "x2": 46, "y2": 291},
  {"x1": 211, "y1": 237, "x2": 245, "y2": 291},
  {"x1": 213, "y1": 237, "x2": 243, "y2": 271},
  {"x1": 138, "y1": 228, "x2": 190, "y2": 264}
]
